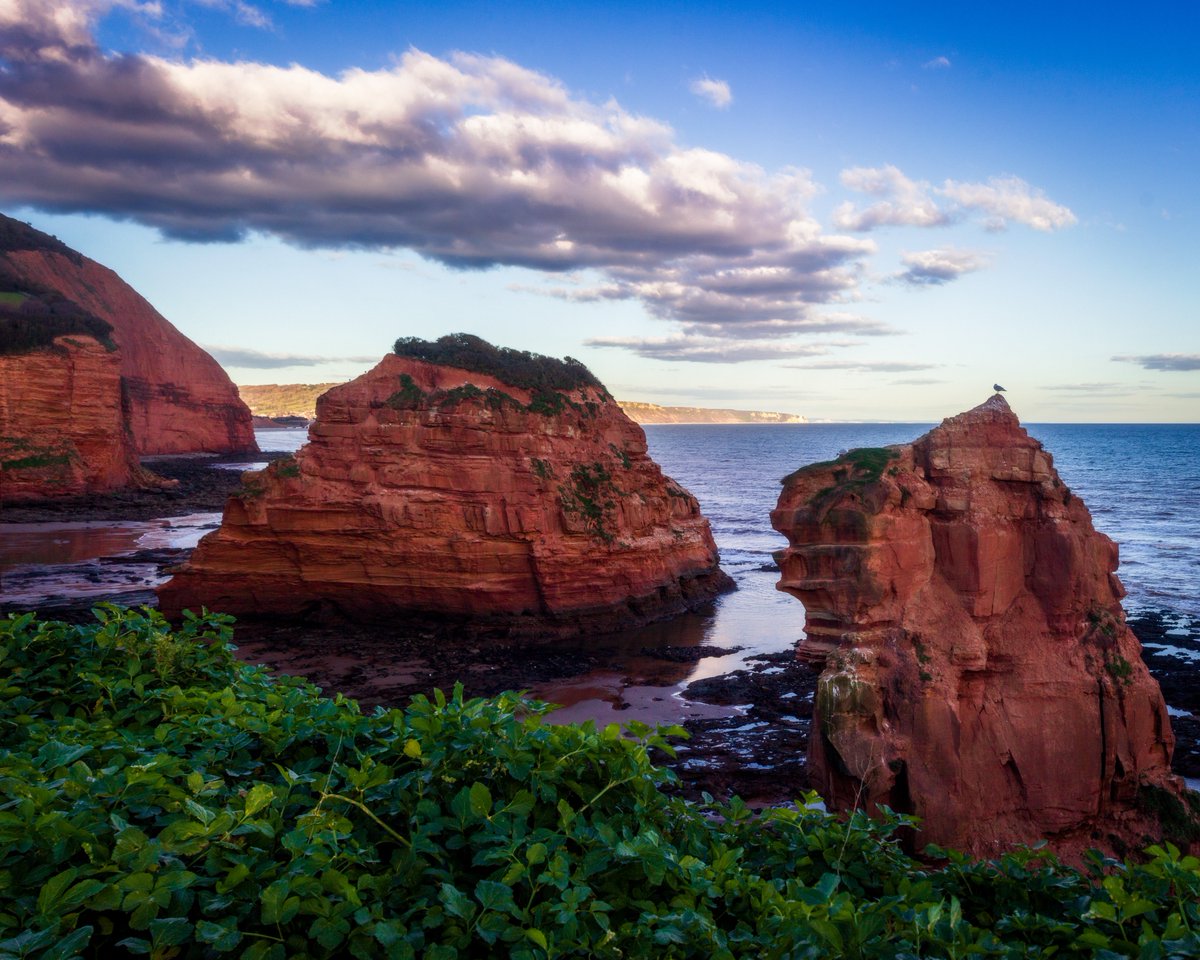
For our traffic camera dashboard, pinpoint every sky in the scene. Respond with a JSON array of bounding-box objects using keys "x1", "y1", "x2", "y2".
[{"x1": 0, "y1": 0, "x2": 1196, "y2": 421}]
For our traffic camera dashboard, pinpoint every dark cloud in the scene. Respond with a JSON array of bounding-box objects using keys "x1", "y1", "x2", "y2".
[
  {"x1": 586, "y1": 337, "x2": 830, "y2": 363},
  {"x1": 782, "y1": 359, "x2": 939, "y2": 373},
  {"x1": 1042, "y1": 382, "x2": 1128, "y2": 393},
  {"x1": 1113, "y1": 354, "x2": 1200, "y2": 372},
  {"x1": 0, "y1": 1, "x2": 886, "y2": 355},
  {"x1": 205, "y1": 346, "x2": 378, "y2": 368}
]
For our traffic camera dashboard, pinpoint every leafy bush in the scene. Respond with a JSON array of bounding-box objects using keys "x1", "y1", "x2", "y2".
[
  {"x1": 393, "y1": 334, "x2": 603, "y2": 394},
  {"x1": 2, "y1": 607, "x2": 1199, "y2": 959}
]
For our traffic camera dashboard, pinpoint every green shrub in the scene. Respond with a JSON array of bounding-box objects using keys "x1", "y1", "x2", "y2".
[
  {"x1": 1, "y1": 607, "x2": 1199, "y2": 959},
  {"x1": 393, "y1": 334, "x2": 602, "y2": 394}
]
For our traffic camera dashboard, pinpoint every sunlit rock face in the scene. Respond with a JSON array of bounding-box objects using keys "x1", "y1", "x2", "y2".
[
  {"x1": 5, "y1": 244, "x2": 255, "y2": 456},
  {"x1": 772, "y1": 395, "x2": 1187, "y2": 857},
  {"x1": 159, "y1": 339, "x2": 732, "y2": 635},
  {"x1": 0, "y1": 336, "x2": 142, "y2": 499},
  {"x1": 0, "y1": 212, "x2": 255, "y2": 501}
]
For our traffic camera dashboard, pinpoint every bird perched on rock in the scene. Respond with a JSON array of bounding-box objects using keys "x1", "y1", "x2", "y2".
[{"x1": 993, "y1": 383, "x2": 1006, "y2": 393}]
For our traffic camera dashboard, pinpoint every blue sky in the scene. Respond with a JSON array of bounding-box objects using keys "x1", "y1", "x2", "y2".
[{"x1": 1, "y1": 0, "x2": 1196, "y2": 421}]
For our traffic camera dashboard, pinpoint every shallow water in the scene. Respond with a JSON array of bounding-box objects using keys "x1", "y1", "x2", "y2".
[{"x1": 2, "y1": 421, "x2": 1197, "y2": 727}]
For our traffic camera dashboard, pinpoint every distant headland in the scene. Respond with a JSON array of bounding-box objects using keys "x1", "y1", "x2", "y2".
[{"x1": 237, "y1": 382, "x2": 806, "y2": 425}]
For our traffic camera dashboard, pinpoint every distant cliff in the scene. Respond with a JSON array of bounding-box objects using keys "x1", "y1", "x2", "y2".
[
  {"x1": 618, "y1": 401, "x2": 806, "y2": 424},
  {"x1": 164, "y1": 334, "x2": 732, "y2": 633},
  {"x1": 0, "y1": 213, "x2": 256, "y2": 500},
  {"x1": 238, "y1": 382, "x2": 806, "y2": 425}
]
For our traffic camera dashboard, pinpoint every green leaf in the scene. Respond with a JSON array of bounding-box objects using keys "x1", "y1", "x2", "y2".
[
  {"x1": 475, "y1": 880, "x2": 517, "y2": 916},
  {"x1": 149, "y1": 918, "x2": 192, "y2": 948},
  {"x1": 37, "y1": 867, "x2": 78, "y2": 916},
  {"x1": 470, "y1": 782, "x2": 492, "y2": 818},
  {"x1": 40, "y1": 926, "x2": 93, "y2": 960},
  {"x1": 440, "y1": 883, "x2": 473, "y2": 920},
  {"x1": 261, "y1": 881, "x2": 300, "y2": 925},
  {"x1": 244, "y1": 783, "x2": 274, "y2": 816},
  {"x1": 525, "y1": 928, "x2": 548, "y2": 949},
  {"x1": 403, "y1": 739, "x2": 422, "y2": 759},
  {"x1": 196, "y1": 918, "x2": 242, "y2": 952}
]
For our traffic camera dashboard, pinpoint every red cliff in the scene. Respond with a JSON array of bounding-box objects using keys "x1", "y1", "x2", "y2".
[
  {"x1": 772, "y1": 395, "x2": 1191, "y2": 857},
  {"x1": 3, "y1": 242, "x2": 255, "y2": 456},
  {"x1": 159, "y1": 336, "x2": 732, "y2": 634},
  {"x1": 0, "y1": 335, "x2": 141, "y2": 498}
]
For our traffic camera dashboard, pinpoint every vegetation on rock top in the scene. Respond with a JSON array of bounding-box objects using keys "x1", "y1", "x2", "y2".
[
  {"x1": 393, "y1": 334, "x2": 604, "y2": 394},
  {"x1": 0, "y1": 260, "x2": 116, "y2": 356},
  {"x1": 0, "y1": 214, "x2": 83, "y2": 265},
  {"x1": 2, "y1": 606, "x2": 1199, "y2": 959}
]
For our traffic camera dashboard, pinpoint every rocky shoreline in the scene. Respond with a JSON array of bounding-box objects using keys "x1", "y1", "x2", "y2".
[{"x1": 2, "y1": 452, "x2": 1197, "y2": 805}]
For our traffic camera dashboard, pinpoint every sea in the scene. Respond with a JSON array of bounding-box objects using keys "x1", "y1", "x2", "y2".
[{"x1": 1, "y1": 421, "x2": 1198, "y2": 721}]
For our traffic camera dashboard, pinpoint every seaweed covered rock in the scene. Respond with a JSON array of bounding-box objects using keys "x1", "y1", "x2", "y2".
[
  {"x1": 772, "y1": 394, "x2": 1192, "y2": 857},
  {"x1": 159, "y1": 335, "x2": 732, "y2": 635}
]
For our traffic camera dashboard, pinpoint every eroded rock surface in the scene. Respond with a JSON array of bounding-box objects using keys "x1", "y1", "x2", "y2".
[
  {"x1": 159, "y1": 340, "x2": 732, "y2": 635},
  {"x1": 772, "y1": 395, "x2": 1191, "y2": 856},
  {"x1": 1, "y1": 213, "x2": 255, "y2": 500},
  {"x1": 0, "y1": 336, "x2": 143, "y2": 498},
  {"x1": 4, "y1": 240, "x2": 254, "y2": 456}
]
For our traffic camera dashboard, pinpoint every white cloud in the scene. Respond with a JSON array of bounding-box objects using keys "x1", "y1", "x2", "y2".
[
  {"x1": 689, "y1": 75, "x2": 732, "y2": 109},
  {"x1": 893, "y1": 247, "x2": 989, "y2": 285},
  {"x1": 833, "y1": 165, "x2": 950, "y2": 230},
  {"x1": 205, "y1": 346, "x2": 378, "y2": 368},
  {"x1": 0, "y1": 2, "x2": 1078, "y2": 365},
  {"x1": 938, "y1": 176, "x2": 1077, "y2": 232},
  {"x1": 0, "y1": 4, "x2": 887, "y2": 355},
  {"x1": 834, "y1": 165, "x2": 1075, "y2": 234},
  {"x1": 922, "y1": 56, "x2": 951, "y2": 69}
]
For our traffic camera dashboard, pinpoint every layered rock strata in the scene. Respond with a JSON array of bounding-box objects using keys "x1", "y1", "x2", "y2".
[
  {"x1": 772, "y1": 395, "x2": 1189, "y2": 856},
  {"x1": 0, "y1": 336, "x2": 141, "y2": 498},
  {"x1": 159, "y1": 345, "x2": 732, "y2": 634},
  {"x1": 2, "y1": 226, "x2": 255, "y2": 456}
]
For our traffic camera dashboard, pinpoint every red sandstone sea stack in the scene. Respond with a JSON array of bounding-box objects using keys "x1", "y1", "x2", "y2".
[
  {"x1": 159, "y1": 335, "x2": 732, "y2": 635},
  {"x1": 772, "y1": 394, "x2": 1193, "y2": 857}
]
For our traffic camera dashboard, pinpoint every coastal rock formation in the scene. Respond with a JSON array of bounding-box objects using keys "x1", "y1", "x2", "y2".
[
  {"x1": 1, "y1": 217, "x2": 255, "y2": 456},
  {"x1": 772, "y1": 395, "x2": 1189, "y2": 856},
  {"x1": 159, "y1": 335, "x2": 732, "y2": 634},
  {"x1": 0, "y1": 336, "x2": 142, "y2": 498}
]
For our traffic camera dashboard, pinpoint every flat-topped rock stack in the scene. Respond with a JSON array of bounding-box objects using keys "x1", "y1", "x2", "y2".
[
  {"x1": 772, "y1": 394, "x2": 1193, "y2": 857},
  {"x1": 159, "y1": 335, "x2": 732, "y2": 635}
]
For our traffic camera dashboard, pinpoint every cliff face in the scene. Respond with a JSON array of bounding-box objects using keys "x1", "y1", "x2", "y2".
[
  {"x1": 0, "y1": 336, "x2": 139, "y2": 498},
  {"x1": 772, "y1": 395, "x2": 1186, "y2": 856},
  {"x1": 5, "y1": 247, "x2": 255, "y2": 455},
  {"x1": 159, "y1": 348, "x2": 732, "y2": 634}
]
